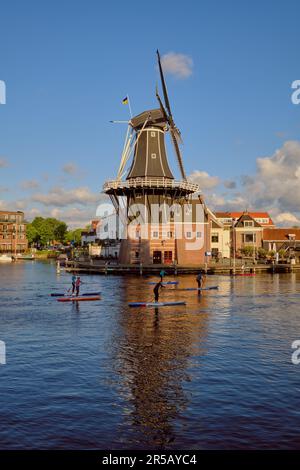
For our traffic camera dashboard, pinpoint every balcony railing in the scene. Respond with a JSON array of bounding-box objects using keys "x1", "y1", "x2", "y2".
[{"x1": 103, "y1": 177, "x2": 200, "y2": 193}]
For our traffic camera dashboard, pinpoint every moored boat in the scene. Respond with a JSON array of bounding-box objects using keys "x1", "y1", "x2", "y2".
[
  {"x1": 16, "y1": 253, "x2": 35, "y2": 260},
  {"x1": 0, "y1": 254, "x2": 13, "y2": 263}
]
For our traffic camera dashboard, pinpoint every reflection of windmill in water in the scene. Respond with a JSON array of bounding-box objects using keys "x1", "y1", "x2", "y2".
[
  {"x1": 104, "y1": 51, "x2": 210, "y2": 265},
  {"x1": 110, "y1": 278, "x2": 211, "y2": 448}
]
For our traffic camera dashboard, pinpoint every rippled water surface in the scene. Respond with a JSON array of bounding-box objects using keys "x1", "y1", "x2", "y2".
[{"x1": 1, "y1": 262, "x2": 300, "y2": 449}]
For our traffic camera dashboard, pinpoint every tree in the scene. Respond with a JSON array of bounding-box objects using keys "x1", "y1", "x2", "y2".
[
  {"x1": 241, "y1": 245, "x2": 254, "y2": 257},
  {"x1": 29, "y1": 217, "x2": 69, "y2": 247},
  {"x1": 26, "y1": 223, "x2": 39, "y2": 245},
  {"x1": 54, "y1": 222, "x2": 67, "y2": 242},
  {"x1": 257, "y1": 248, "x2": 267, "y2": 259},
  {"x1": 278, "y1": 249, "x2": 287, "y2": 259},
  {"x1": 64, "y1": 228, "x2": 83, "y2": 246}
]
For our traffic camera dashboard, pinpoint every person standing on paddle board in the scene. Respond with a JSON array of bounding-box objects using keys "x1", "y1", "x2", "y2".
[
  {"x1": 160, "y1": 270, "x2": 166, "y2": 282},
  {"x1": 75, "y1": 276, "x2": 82, "y2": 296},
  {"x1": 153, "y1": 281, "x2": 165, "y2": 302},
  {"x1": 71, "y1": 274, "x2": 76, "y2": 295},
  {"x1": 196, "y1": 271, "x2": 206, "y2": 289}
]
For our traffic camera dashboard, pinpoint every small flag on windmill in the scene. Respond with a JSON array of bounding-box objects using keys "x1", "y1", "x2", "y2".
[{"x1": 122, "y1": 96, "x2": 128, "y2": 105}]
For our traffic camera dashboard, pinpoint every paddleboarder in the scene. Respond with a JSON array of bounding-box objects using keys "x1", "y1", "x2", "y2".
[
  {"x1": 160, "y1": 269, "x2": 166, "y2": 282},
  {"x1": 75, "y1": 276, "x2": 82, "y2": 296},
  {"x1": 153, "y1": 281, "x2": 165, "y2": 302},
  {"x1": 71, "y1": 274, "x2": 76, "y2": 295},
  {"x1": 196, "y1": 271, "x2": 205, "y2": 289}
]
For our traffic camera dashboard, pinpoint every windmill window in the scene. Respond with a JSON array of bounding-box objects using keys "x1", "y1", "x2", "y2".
[
  {"x1": 152, "y1": 231, "x2": 159, "y2": 239},
  {"x1": 151, "y1": 131, "x2": 156, "y2": 137},
  {"x1": 186, "y1": 232, "x2": 192, "y2": 239},
  {"x1": 136, "y1": 193, "x2": 142, "y2": 199},
  {"x1": 151, "y1": 153, "x2": 157, "y2": 159},
  {"x1": 196, "y1": 231, "x2": 202, "y2": 238}
]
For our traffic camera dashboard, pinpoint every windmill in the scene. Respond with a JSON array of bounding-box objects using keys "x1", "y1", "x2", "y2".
[{"x1": 103, "y1": 51, "x2": 201, "y2": 265}]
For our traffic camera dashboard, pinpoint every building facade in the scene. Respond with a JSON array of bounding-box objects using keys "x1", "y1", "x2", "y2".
[
  {"x1": 0, "y1": 210, "x2": 28, "y2": 254},
  {"x1": 262, "y1": 228, "x2": 300, "y2": 261}
]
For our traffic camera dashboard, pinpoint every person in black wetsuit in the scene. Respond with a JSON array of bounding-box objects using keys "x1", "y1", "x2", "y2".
[
  {"x1": 196, "y1": 271, "x2": 205, "y2": 289},
  {"x1": 153, "y1": 281, "x2": 165, "y2": 302}
]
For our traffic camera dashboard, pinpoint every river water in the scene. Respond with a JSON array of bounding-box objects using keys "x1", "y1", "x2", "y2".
[{"x1": 0, "y1": 261, "x2": 300, "y2": 449}]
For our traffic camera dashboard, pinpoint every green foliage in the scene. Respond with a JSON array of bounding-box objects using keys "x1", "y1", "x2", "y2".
[
  {"x1": 29, "y1": 217, "x2": 68, "y2": 247},
  {"x1": 241, "y1": 245, "x2": 254, "y2": 257},
  {"x1": 64, "y1": 228, "x2": 83, "y2": 246},
  {"x1": 26, "y1": 223, "x2": 39, "y2": 245},
  {"x1": 257, "y1": 247, "x2": 267, "y2": 259},
  {"x1": 54, "y1": 221, "x2": 67, "y2": 242},
  {"x1": 278, "y1": 249, "x2": 287, "y2": 258}
]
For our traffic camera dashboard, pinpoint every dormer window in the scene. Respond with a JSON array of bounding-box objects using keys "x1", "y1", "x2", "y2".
[{"x1": 244, "y1": 220, "x2": 254, "y2": 227}]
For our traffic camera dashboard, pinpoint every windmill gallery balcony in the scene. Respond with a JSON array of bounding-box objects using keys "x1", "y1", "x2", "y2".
[{"x1": 103, "y1": 177, "x2": 199, "y2": 195}]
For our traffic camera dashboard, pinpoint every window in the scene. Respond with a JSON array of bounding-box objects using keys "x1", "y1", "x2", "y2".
[
  {"x1": 196, "y1": 232, "x2": 202, "y2": 238},
  {"x1": 135, "y1": 251, "x2": 140, "y2": 258},
  {"x1": 186, "y1": 231, "x2": 192, "y2": 239},
  {"x1": 167, "y1": 231, "x2": 173, "y2": 238},
  {"x1": 152, "y1": 231, "x2": 159, "y2": 239},
  {"x1": 244, "y1": 220, "x2": 254, "y2": 227},
  {"x1": 151, "y1": 131, "x2": 156, "y2": 137},
  {"x1": 211, "y1": 233, "x2": 219, "y2": 243},
  {"x1": 135, "y1": 192, "x2": 142, "y2": 199},
  {"x1": 242, "y1": 233, "x2": 256, "y2": 243},
  {"x1": 164, "y1": 251, "x2": 173, "y2": 263},
  {"x1": 151, "y1": 153, "x2": 156, "y2": 159},
  {"x1": 135, "y1": 231, "x2": 140, "y2": 239}
]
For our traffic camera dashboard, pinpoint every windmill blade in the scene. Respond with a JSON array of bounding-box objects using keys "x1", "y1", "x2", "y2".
[
  {"x1": 155, "y1": 85, "x2": 169, "y2": 123},
  {"x1": 173, "y1": 125, "x2": 183, "y2": 145},
  {"x1": 170, "y1": 128, "x2": 186, "y2": 180},
  {"x1": 157, "y1": 49, "x2": 173, "y2": 119}
]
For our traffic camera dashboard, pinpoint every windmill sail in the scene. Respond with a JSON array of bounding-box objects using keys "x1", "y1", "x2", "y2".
[{"x1": 156, "y1": 50, "x2": 187, "y2": 181}]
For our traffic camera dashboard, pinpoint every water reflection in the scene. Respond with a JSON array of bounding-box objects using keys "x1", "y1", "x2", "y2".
[{"x1": 110, "y1": 278, "x2": 210, "y2": 448}]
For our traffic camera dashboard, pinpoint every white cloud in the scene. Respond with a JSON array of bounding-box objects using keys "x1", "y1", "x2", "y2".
[
  {"x1": 224, "y1": 180, "x2": 236, "y2": 189},
  {"x1": 0, "y1": 158, "x2": 8, "y2": 168},
  {"x1": 31, "y1": 186, "x2": 100, "y2": 207},
  {"x1": 21, "y1": 179, "x2": 40, "y2": 190},
  {"x1": 273, "y1": 212, "x2": 300, "y2": 226},
  {"x1": 188, "y1": 170, "x2": 220, "y2": 190},
  {"x1": 62, "y1": 162, "x2": 79, "y2": 175},
  {"x1": 243, "y1": 140, "x2": 300, "y2": 213},
  {"x1": 161, "y1": 52, "x2": 193, "y2": 79}
]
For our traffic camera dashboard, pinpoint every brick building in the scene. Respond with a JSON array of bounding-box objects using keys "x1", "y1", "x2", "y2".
[
  {"x1": 262, "y1": 228, "x2": 300, "y2": 261},
  {"x1": 0, "y1": 210, "x2": 28, "y2": 254}
]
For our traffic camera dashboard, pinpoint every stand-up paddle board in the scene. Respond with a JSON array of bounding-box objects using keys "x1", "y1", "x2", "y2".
[
  {"x1": 178, "y1": 286, "x2": 218, "y2": 291},
  {"x1": 129, "y1": 301, "x2": 186, "y2": 307},
  {"x1": 51, "y1": 292, "x2": 101, "y2": 297},
  {"x1": 148, "y1": 281, "x2": 179, "y2": 285},
  {"x1": 57, "y1": 295, "x2": 100, "y2": 302}
]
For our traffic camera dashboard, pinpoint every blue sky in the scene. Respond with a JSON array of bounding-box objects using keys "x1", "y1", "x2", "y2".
[{"x1": 1, "y1": 0, "x2": 300, "y2": 226}]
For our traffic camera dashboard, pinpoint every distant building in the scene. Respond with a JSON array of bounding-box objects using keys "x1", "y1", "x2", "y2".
[
  {"x1": 215, "y1": 211, "x2": 274, "y2": 227},
  {"x1": 233, "y1": 212, "x2": 264, "y2": 256},
  {"x1": 210, "y1": 217, "x2": 231, "y2": 259},
  {"x1": 81, "y1": 220, "x2": 100, "y2": 246},
  {"x1": 262, "y1": 228, "x2": 300, "y2": 260},
  {"x1": 0, "y1": 210, "x2": 28, "y2": 254}
]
